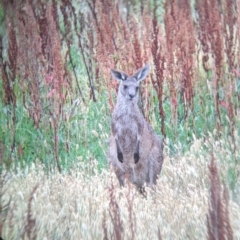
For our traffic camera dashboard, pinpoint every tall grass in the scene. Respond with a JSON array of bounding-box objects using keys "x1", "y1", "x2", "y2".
[
  {"x1": 0, "y1": 78, "x2": 110, "y2": 171},
  {"x1": 1, "y1": 133, "x2": 240, "y2": 239}
]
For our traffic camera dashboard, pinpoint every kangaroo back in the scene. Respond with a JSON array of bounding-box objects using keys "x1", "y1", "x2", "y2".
[{"x1": 109, "y1": 64, "x2": 164, "y2": 191}]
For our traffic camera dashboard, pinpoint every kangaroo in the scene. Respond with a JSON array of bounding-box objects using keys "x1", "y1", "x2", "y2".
[{"x1": 109, "y1": 63, "x2": 164, "y2": 192}]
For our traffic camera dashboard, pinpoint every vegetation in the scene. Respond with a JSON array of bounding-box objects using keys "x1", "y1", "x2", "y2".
[
  {"x1": 1, "y1": 137, "x2": 240, "y2": 239},
  {"x1": 0, "y1": 0, "x2": 239, "y2": 239}
]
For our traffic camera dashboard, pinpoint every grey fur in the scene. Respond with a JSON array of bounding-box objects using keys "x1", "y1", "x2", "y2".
[{"x1": 109, "y1": 64, "x2": 164, "y2": 191}]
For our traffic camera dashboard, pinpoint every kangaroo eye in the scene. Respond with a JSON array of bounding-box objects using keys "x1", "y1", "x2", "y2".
[{"x1": 124, "y1": 85, "x2": 128, "y2": 90}]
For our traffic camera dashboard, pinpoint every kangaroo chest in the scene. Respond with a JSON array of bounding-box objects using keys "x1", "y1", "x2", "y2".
[{"x1": 114, "y1": 113, "x2": 144, "y2": 153}]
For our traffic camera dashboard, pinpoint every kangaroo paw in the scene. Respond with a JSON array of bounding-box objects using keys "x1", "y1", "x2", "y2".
[
  {"x1": 134, "y1": 140, "x2": 140, "y2": 164},
  {"x1": 117, "y1": 152, "x2": 123, "y2": 163},
  {"x1": 134, "y1": 152, "x2": 139, "y2": 164},
  {"x1": 115, "y1": 138, "x2": 123, "y2": 163}
]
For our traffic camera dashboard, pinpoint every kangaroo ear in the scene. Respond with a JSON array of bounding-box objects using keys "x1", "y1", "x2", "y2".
[
  {"x1": 132, "y1": 63, "x2": 150, "y2": 82},
  {"x1": 111, "y1": 69, "x2": 128, "y2": 81}
]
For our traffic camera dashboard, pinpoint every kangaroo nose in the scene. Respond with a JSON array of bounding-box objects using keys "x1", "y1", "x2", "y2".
[{"x1": 129, "y1": 94, "x2": 134, "y2": 99}]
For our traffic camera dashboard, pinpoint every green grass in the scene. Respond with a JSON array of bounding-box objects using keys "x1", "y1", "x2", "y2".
[
  {"x1": 1, "y1": 73, "x2": 239, "y2": 182},
  {"x1": 0, "y1": 78, "x2": 111, "y2": 172}
]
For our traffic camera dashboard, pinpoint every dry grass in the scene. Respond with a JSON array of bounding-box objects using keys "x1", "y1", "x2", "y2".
[{"x1": 1, "y1": 134, "x2": 240, "y2": 240}]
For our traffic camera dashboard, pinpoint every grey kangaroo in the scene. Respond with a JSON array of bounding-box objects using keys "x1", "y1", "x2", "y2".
[{"x1": 109, "y1": 63, "x2": 164, "y2": 192}]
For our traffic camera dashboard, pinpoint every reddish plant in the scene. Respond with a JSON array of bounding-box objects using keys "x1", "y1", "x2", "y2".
[
  {"x1": 151, "y1": 3, "x2": 166, "y2": 136},
  {"x1": 108, "y1": 180, "x2": 123, "y2": 240},
  {"x1": 1, "y1": 0, "x2": 71, "y2": 172},
  {"x1": 164, "y1": 0, "x2": 196, "y2": 124},
  {"x1": 207, "y1": 153, "x2": 233, "y2": 240},
  {"x1": 196, "y1": 0, "x2": 224, "y2": 128},
  {"x1": 24, "y1": 184, "x2": 39, "y2": 240},
  {"x1": 85, "y1": 0, "x2": 152, "y2": 115}
]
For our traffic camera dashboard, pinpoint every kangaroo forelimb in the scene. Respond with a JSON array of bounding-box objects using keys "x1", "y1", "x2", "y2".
[
  {"x1": 134, "y1": 140, "x2": 140, "y2": 164},
  {"x1": 115, "y1": 139, "x2": 123, "y2": 163}
]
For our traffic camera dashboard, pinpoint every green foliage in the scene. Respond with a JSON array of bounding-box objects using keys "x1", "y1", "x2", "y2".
[
  {"x1": 58, "y1": 92, "x2": 111, "y2": 170},
  {"x1": 0, "y1": 77, "x2": 110, "y2": 172},
  {"x1": 162, "y1": 84, "x2": 215, "y2": 155},
  {"x1": 1, "y1": 73, "x2": 239, "y2": 183}
]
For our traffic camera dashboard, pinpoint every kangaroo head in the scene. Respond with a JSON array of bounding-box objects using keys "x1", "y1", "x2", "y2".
[{"x1": 111, "y1": 64, "x2": 150, "y2": 102}]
